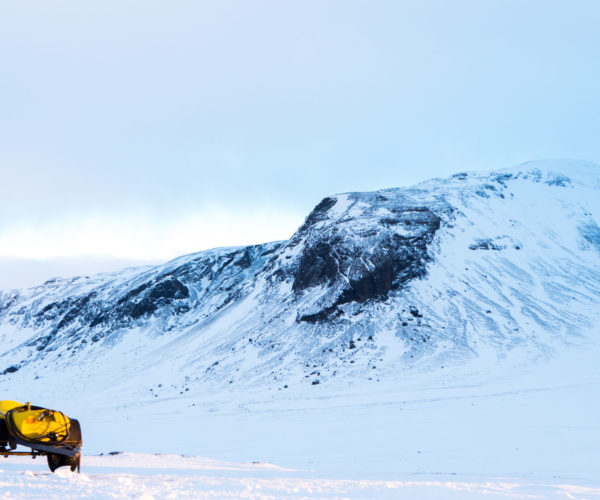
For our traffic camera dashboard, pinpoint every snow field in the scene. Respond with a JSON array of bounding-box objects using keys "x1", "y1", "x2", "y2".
[
  {"x1": 1, "y1": 454, "x2": 600, "y2": 499},
  {"x1": 2, "y1": 342, "x2": 598, "y2": 499}
]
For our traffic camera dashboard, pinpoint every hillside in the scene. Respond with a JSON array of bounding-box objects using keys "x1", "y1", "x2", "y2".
[{"x1": 1, "y1": 161, "x2": 599, "y2": 401}]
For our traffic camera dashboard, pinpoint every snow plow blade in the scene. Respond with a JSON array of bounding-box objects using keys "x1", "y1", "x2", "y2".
[{"x1": 0, "y1": 400, "x2": 82, "y2": 472}]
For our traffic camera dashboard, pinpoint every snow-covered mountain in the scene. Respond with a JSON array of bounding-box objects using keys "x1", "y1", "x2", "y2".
[{"x1": 1, "y1": 160, "x2": 600, "y2": 400}]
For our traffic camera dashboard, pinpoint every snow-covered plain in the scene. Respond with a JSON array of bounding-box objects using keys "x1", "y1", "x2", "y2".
[
  {"x1": 3, "y1": 338, "x2": 599, "y2": 499},
  {"x1": 1, "y1": 161, "x2": 600, "y2": 498},
  {"x1": 2, "y1": 454, "x2": 599, "y2": 499}
]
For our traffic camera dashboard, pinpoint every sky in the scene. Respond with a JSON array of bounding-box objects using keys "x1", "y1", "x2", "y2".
[{"x1": 1, "y1": 0, "x2": 600, "y2": 288}]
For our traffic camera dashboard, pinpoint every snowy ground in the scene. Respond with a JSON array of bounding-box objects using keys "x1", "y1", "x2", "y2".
[
  {"x1": 2, "y1": 339, "x2": 599, "y2": 499},
  {"x1": 2, "y1": 453, "x2": 600, "y2": 499}
]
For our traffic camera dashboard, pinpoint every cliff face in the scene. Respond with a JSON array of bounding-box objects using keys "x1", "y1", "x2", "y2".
[
  {"x1": 287, "y1": 196, "x2": 443, "y2": 322},
  {"x1": 1, "y1": 160, "x2": 600, "y2": 399}
]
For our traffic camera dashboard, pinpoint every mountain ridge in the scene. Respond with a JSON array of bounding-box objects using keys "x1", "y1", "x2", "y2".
[{"x1": 1, "y1": 160, "x2": 599, "y2": 399}]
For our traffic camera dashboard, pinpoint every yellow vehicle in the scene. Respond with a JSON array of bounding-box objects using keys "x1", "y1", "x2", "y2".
[{"x1": 0, "y1": 400, "x2": 82, "y2": 472}]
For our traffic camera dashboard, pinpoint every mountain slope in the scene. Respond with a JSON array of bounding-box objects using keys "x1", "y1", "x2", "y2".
[{"x1": 1, "y1": 160, "x2": 599, "y2": 400}]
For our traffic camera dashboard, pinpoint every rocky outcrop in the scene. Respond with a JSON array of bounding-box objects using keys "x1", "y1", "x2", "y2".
[{"x1": 292, "y1": 203, "x2": 441, "y2": 322}]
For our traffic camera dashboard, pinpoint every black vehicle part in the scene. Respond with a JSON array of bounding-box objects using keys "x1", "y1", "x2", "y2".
[
  {"x1": 45, "y1": 419, "x2": 82, "y2": 473},
  {"x1": 47, "y1": 451, "x2": 80, "y2": 473},
  {"x1": 0, "y1": 418, "x2": 9, "y2": 442}
]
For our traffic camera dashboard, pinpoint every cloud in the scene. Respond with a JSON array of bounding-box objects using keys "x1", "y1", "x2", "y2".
[
  {"x1": 1, "y1": 0, "x2": 599, "y2": 266},
  {"x1": 0, "y1": 206, "x2": 304, "y2": 261}
]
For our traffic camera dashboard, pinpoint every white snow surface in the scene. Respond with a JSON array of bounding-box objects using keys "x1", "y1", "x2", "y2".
[
  {"x1": 1, "y1": 160, "x2": 600, "y2": 498},
  {"x1": 2, "y1": 350, "x2": 600, "y2": 498},
  {"x1": 2, "y1": 453, "x2": 599, "y2": 499}
]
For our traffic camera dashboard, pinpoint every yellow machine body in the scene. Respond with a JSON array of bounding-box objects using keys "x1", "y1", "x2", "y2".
[
  {"x1": 0, "y1": 400, "x2": 23, "y2": 417},
  {"x1": 0, "y1": 400, "x2": 71, "y2": 443}
]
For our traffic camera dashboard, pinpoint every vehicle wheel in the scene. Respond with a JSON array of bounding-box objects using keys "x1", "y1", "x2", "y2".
[
  {"x1": 67, "y1": 453, "x2": 81, "y2": 473},
  {"x1": 47, "y1": 453, "x2": 63, "y2": 472},
  {"x1": 47, "y1": 452, "x2": 80, "y2": 473},
  {"x1": 46, "y1": 418, "x2": 83, "y2": 473}
]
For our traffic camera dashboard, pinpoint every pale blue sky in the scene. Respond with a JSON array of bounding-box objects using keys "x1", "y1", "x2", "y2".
[{"x1": 1, "y1": 0, "x2": 600, "y2": 286}]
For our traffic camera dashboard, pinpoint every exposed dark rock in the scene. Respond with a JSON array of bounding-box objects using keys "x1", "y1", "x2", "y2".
[
  {"x1": 6, "y1": 242, "x2": 280, "y2": 358},
  {"x1": 469, "y1": 239, "x2": 504, "y2": 251},
  {"x1": 297, "y1": 197, "x2": 337, "y2": 232},
  {"x1": 236, "y1": 247, "x2": 254, "y2": 269},
  {"x1": 294, "y1": 202, "x2": 442, "y2": 322},
  {"x1": 117, "y1": 282, "x2": 151, "y2": 305},
  {"x1": 298, "y1": 306, "x2": 340, "y2": 323},
  {"x1": 89, "y1": 315, "x2": 107, "y2": 328},
  {"x1": 409, "y1": 307, "x2": 423, "y2": 318},
  {"x1": 452, "y1": 172, "x2": 468, "y2": 180},
  {"x1": 127, "y1": 298, "x2": 158, "y2": 319},
  {"x1": 148, "y1": 278, "x2": 189, "y2": 301},
  {"x1": 493, "y1": 173, "x2": 514, "y2": 185},
  {"x1": 545, "y1": 175, "x2": 571, "y2": 187},
  {"x1": 56, "y1": 293, "x2": 96, "y2": 330},
  {"x1": 115, "y1": 278, "x2": 189, "y2": 320},
  {"x1": 293, "y1": 237, "x2": 343, "y2": 292}
]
